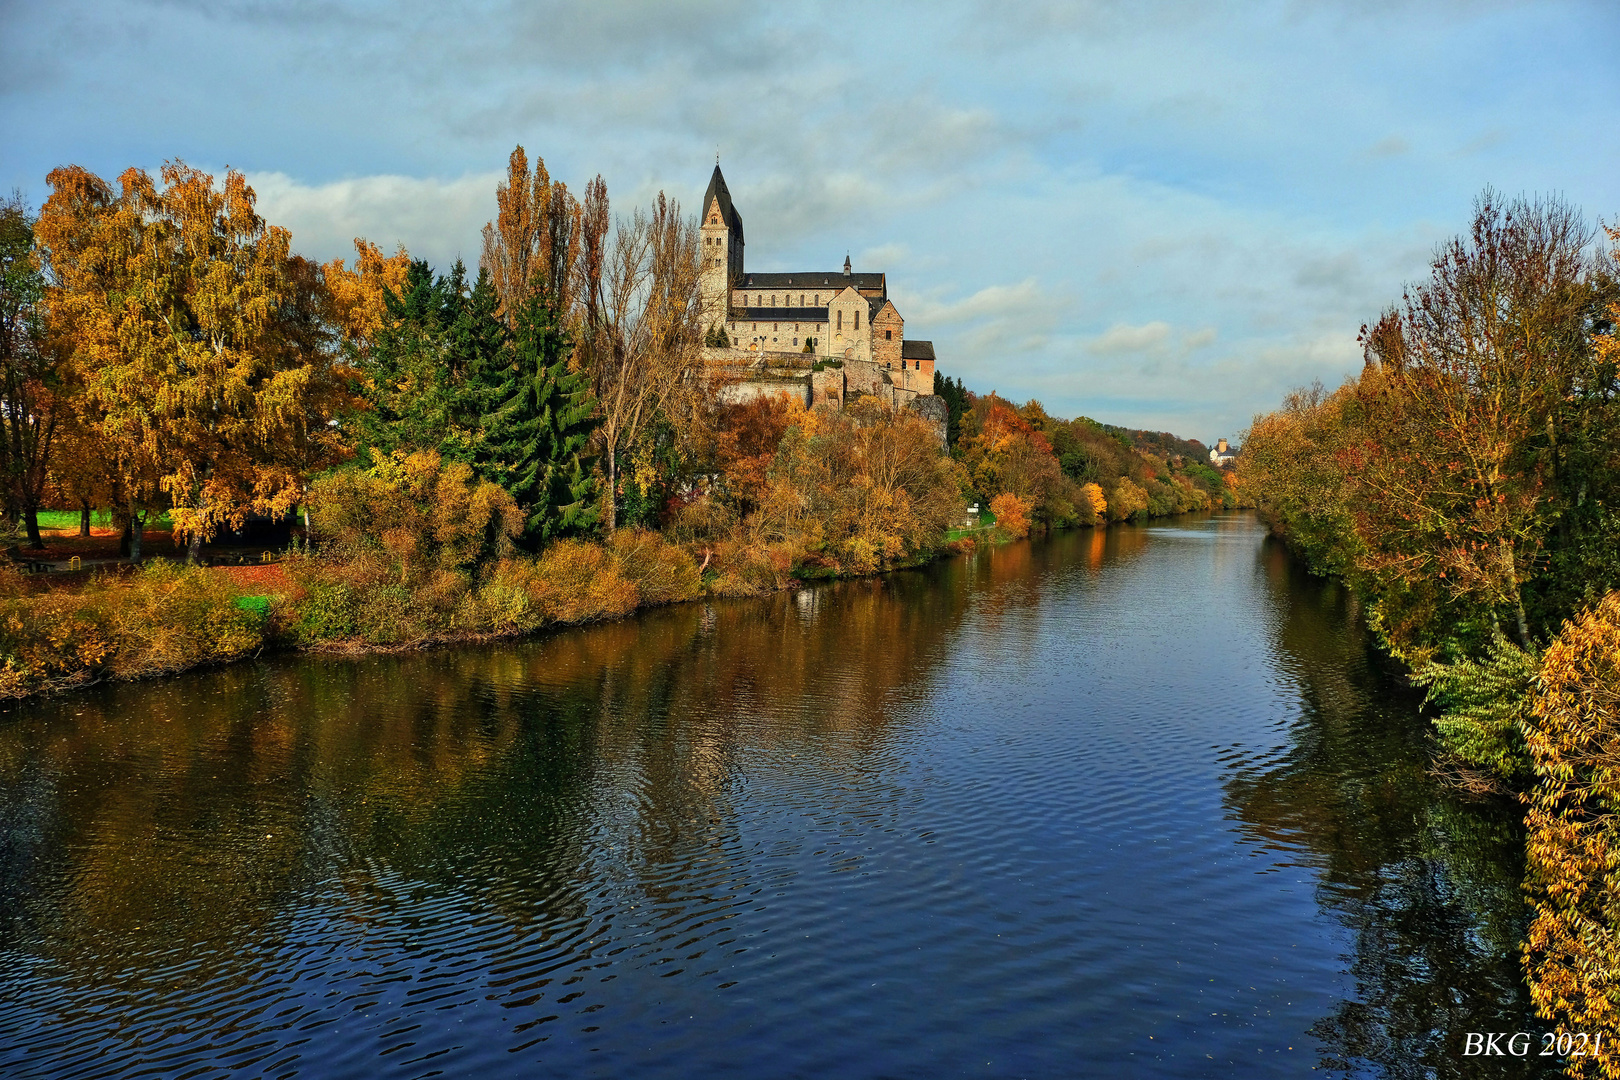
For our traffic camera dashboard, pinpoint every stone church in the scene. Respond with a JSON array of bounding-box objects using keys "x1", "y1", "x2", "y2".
[{"x1": 698, "y1": 164, "x2": 945, "y2": 428}]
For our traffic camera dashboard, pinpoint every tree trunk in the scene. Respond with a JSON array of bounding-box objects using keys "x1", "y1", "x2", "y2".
[
  {"x1": 187, "y1": 532, "x2": 203, "y2": 565},
  {"x1": 23, "y1": 506, "x2": 42, "y2": 550},
  {"x1": 1501, "y1": 537, "x2": 1530, "y2": 647},
  {"x1": 605, "y1": 443, "x2": 618, "y2": 533},
  {"x1": 129, "y1": 512, "x2": 144, "y2": 564},
  {"x1": 79, "y1": 501, "x2": 91, "y2": 537}
]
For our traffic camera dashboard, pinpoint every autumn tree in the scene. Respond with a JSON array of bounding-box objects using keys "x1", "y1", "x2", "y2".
[
  {"x1": 577, "y1": 191, "x2": 706, "y2": 532},
  {"x1": 36, "y1": 162, "x2": 346, "y2": 561},
  {"x1": 1523, "y1": 590, "x2": 1620, "y2": 1078},
  {"x1": 323, "y1": 237, "x2": 412, "y2": 354},
  {"x1": 1350, "y1": 190, "x2": 1597, "y2": 651},
  {"x1": 0, "y1": 193, "x2": 63, "y2": 548},
  {"x1": 480, "y1": 146, "x2": 582, "y2": 324}
]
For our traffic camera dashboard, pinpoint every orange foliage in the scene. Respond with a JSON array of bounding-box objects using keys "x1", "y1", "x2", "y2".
[
  {"x1": 714, "y1": 395, "x2": 806, "y2": 512},
  {"x1": 990, "y1": 492, "x2": 1032, "y2": 538}
]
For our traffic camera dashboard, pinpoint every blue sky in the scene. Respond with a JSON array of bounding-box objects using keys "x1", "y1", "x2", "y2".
[{"x1": 3, "y1": 0, "x2": 1616, "y2": 443}]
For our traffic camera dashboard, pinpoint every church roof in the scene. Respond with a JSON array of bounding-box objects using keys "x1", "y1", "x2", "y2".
[
  {"x1": 703, "y1": 165, "x2": 744, "y2": 243},
  {"x1": 730, "y1": 307, "x2": 830, "y2": 322},
  {"x1": 740, "y1": 271, "x2": 886, "y2": 292},
  {"x1": 900, "y1": 340, "x2": 935, "y2": 361}
]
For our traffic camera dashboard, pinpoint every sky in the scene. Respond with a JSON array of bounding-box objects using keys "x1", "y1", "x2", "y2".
[{"x1": 3, "y1": 0, "x2": 1617, "y2": 444}]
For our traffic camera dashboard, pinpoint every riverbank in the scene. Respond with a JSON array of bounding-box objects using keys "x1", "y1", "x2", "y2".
[{"x1": 0, "y1": 509, "x2": 1196, "y2": 704}]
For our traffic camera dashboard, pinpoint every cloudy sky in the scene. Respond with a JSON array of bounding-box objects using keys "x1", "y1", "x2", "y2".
[{"x1": 3, "y1": 0, "x2": 1616, "y2": 442}]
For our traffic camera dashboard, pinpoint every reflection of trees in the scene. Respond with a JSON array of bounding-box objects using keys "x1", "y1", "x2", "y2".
[
  {"x1": 0, "y1": 555, "x2": 974, "y2": 1043},
  {"x1": 1226, "y1": 540, "x2": 1547, "y2": 1078}
]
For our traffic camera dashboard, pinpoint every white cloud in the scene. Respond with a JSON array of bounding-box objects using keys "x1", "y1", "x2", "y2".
[
  {"x1": 1088, "y1": 321, "x2": 1171, "y2": 354},
  {"x1": 247, "y1": 170, "x2": 501, "y2": 269}
]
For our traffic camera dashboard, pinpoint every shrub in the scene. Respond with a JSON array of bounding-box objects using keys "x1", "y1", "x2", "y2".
[
  {"x1": 608, "y1": 529, "x2": 701, "y2": 605},
  {"x1": 990, "y1": 493, "x2": 1032, "y2": 539},
  {"x1": 531, "y1": 540, "x2": 640, "y2": 623},
  {"x1": 1412, "y1": 631, "x2": 1537, "y2": 785},
  {"x1": 0, "y1": 563, "x2": 262, "y2": 696},
  {"x1": 1523, "y1": 591, "x2": 1620, "y2": 1077},
  {"x1": 1106, "y1": 477, "x2": 1149, "y2": 522},
  {"x1": 290, "y1": 580, "x2": 358, "y2": 643}
]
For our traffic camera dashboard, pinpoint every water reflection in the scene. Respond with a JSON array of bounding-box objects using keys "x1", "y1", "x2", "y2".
[
  {"x1": 1227, "y1": 539, "x2": 1546, "y2": 1077},
  {"x1": 0, "y1": 515, "x2": 1550, "y2": 1078}
]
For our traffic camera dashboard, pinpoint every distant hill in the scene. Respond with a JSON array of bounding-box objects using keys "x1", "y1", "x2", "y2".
[{"x1": 1087, "y1": 420, "x2": 1209, "y2": 463}]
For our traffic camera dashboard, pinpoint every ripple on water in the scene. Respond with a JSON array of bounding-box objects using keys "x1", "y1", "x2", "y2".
[{"x1": 0, "y1": 515, "x2": 1545, "y2": 1078}]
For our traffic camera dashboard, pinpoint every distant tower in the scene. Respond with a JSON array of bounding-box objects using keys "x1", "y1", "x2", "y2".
[{"x1": 699, "y1": 164, "x2": 744, "y2": 333}]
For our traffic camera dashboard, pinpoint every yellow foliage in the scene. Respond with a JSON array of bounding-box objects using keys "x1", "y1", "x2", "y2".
[
  {"x1": 1078, "y1": 482, "x2": 1108, "y2": 522},
  {"x1": 1106, "y1": 476, "x2": 1149, "y2": 522},
  {"x1": 307, "y1": 451, "x2": 523, "y2": 581},
  {"x1": 1524, "y1": 591, "x2": 1620, "y2": 1077},
  {"x1": 530, "y1": 540, "x2": 640, "y2": 623},
  {"x1": 607, "y1": 528, "x2": 701, "y2": 605},
  {"x1": 37, "y1": 162, "x2": 349, "y2": 546},
  {"x1": 322, "y1": 238, "x2": 412, "y2": 351},
  {"x1": 0, "y1": 564, "x2": 262, "y2": 697}
]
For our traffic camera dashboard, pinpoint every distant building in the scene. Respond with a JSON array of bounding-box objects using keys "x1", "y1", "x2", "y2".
[
  {"x1": 697, "y1": 164, "x2": 944, "y2": 432},
  {"x1": 1209, "y1": 438, "x2": 1237, "y2": 466}
]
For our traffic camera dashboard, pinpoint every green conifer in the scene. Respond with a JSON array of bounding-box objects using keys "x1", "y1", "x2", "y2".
[{"x1": 475, "y1": 287, "x2": 600, "y2": 545}]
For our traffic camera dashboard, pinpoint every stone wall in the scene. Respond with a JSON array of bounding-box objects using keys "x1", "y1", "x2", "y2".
[
  {"x1": 716, "y1": 375, "x2": 811, "y2": 407},
  {"x1": 871, "y1": 302, "x2": 903, "y2": 368}
]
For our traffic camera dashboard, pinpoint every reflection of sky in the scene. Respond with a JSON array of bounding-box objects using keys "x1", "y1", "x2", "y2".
[
  {"x1": 3, "y1": 2, "x2": 1616, "y2": 440},
  {"x1": 0, "y1": 517, "x2": 1533, "y2": 1076}
]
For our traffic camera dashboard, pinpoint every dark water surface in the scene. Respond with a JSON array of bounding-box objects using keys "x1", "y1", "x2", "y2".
[{"x1": 1, "y1": 514, "x2": 1550, "y2": 1078}]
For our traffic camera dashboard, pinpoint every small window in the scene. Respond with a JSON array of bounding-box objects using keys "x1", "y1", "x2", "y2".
[
  {"x1": 855, "y1": 311, "x2": 861, "y2": 331},
  {"x1": 771, "y1": 295, "x2": 776, "y2": 306},
  {"x1": 814, "y1": 295, "x2": 819, "y2": 305},
  {"x1": 885, "y1": 330, "x2": 892, "y2": 340},
  {"x1": 837, "y1": 310, "x2": 843, "y2": 330},
  {"x1": 793, "y1": 337, "x2": 798, "y2": 346}
]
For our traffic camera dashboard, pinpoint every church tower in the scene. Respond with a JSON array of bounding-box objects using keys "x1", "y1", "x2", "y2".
[{"x1": 699, "y1": 164, "x2": 743, "y2": 335}]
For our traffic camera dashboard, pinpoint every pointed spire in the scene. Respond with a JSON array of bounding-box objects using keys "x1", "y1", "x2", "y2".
[
  {"x1": 843, "y1": 254, "x2": 852, "y2": 276},
  {"x1": 702, "y1": 163, "x2": 743, "y2": 241}
]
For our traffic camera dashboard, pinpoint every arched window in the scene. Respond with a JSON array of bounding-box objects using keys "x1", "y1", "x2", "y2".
[
  {"x1": 837, "y1": 310, "x2": 842, "y2": 331},
  {"x1": 771, "y1": 295, "x2": 776, "y2": 306},
  {"x1": 814, "y1": 295, "x2": 819, "y2": 305},
  {"x1": 855, "y1": 310, "x2": 861, "y2": 331}
]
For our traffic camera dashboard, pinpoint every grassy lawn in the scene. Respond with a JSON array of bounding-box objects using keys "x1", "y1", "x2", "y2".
[{"x1": 37, "y1": 509, "x2": 174, "y2": 531}]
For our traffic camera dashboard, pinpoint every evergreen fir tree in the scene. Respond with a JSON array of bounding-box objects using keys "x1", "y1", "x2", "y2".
[
  {"x1": 356, "y1": 260, "x2": 506, "y2": 462},
  {"x1": 474, "y1": 287, "x2": 600, "y2": 545}
]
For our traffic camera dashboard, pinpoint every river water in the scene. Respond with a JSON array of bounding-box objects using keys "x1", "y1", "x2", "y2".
[{"x1": 0, "y1": 513, "x2": 1552, "y2": 1078}]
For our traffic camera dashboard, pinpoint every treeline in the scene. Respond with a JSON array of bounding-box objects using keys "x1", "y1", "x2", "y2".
[
  {"x1": 1239, "y1": 190, "x2": 1620, "y2": 1071},
  {"x1": 0, "y1": 143, "x2": 1235, "y2": 696},
  {"x1": 939, "y1": 390, "x2": 1245, "y2": 534}
]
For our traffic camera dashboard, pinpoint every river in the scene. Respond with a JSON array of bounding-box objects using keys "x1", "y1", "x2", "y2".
[{"x1": 0, "y1": 513, "x2": 1553, "y2": 1077}]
